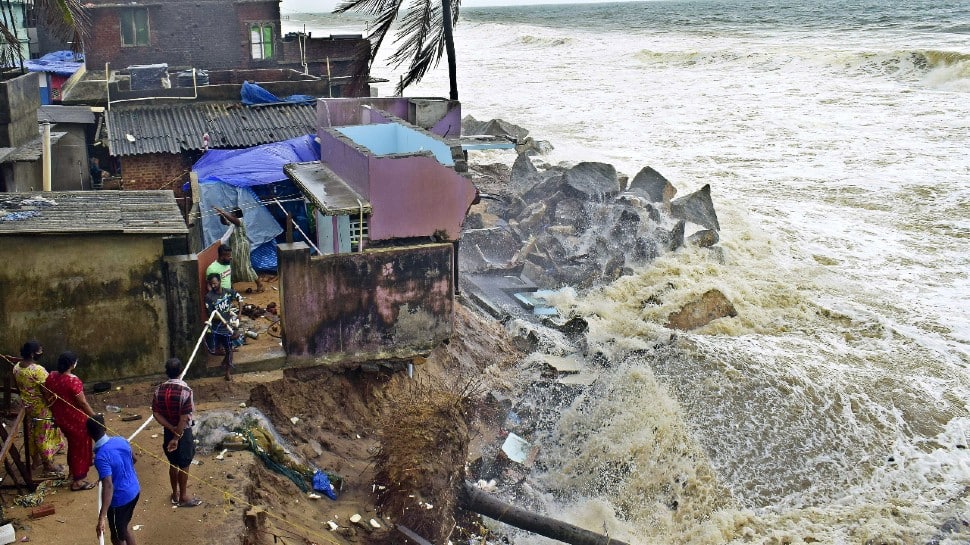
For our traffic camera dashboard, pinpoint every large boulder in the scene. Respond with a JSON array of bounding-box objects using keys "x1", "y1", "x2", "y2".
[
  {"x1": 461, "y1": 115, "x2": 529, "y2": 142},
  {"x1": 522, "y1": 170, "x2": 567, "y2": 205},
  {"x1": 510, "y1": 153, "x2": 540, "y2": 194},
  {"x1": 460, "y1": 227, "x2": 521, "y2": 270},
  {"x1": 552, "y1": 197, "x2": 590, "y2": 233},
  {"x1": 627, "y1": 166, "x2": 677, "y2": 203},
  {"x1": 671, "y1": 184, "x2": 720, "y2": 231},
  {"x1": 665, "y1": 289, "x2": 737, "y2": 330},
  {"x1": 561, "y1": 162, "x2": 620, "y2": 202},
  {"x1": 688, "y1": 229, "x2": 719, "y2": 248}
]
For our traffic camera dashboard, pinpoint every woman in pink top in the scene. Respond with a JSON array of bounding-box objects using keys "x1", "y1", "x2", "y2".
[{"x1": 45, "y1": 351, "x2": 97, "y2": 490}]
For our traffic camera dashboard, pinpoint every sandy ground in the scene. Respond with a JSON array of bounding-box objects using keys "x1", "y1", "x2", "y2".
[{"x1": 3, "y1": 289, "x2": 523, "y2": 545}]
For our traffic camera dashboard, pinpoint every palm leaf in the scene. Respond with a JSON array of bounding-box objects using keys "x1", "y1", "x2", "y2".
[{"x1": 334, "y1": 0, "x2": 461, "y2": 96}]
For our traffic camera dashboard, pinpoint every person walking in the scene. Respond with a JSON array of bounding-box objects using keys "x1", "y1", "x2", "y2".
[
  {"x1": 204, "y1": 272, "x2": 243, "y2": 381},
  {"x1": 87, "y1": 414, "x2": 140, "y2": 545},
  {"x1": 45, "y1": 351, "x2": 97, "y2": 490},
  {"x1": 151, "y1": 357, "x2": 201, "y2": 507},
  {"x1": 12, "y1": 340, "x2": 64, "y2": 476}
]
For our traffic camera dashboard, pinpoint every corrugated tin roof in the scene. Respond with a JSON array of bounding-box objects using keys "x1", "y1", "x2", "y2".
[
  {"x1": 0, "y1": 190, "x2": 188, "y2": 235},
  {"x1": 106, "y1": 102, "x2": 317, "y2": 157}
]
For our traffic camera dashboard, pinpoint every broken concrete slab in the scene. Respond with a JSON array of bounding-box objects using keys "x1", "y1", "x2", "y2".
[{"x1": 500, "y1": 432, "x2": 539, "y2": 467}]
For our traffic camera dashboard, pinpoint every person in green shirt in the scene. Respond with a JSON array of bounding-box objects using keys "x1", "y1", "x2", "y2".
[{"x1": 205, "y1": 244, "x2": 232, "y2": 290}]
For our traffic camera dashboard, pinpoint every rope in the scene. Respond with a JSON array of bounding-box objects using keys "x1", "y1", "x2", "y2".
[
  {"x1": 272, "y1": 198, "x2": 322, "y2": 254},
  {"x1": 4, "y1": 317, "x2": 343, "y2": 545}
]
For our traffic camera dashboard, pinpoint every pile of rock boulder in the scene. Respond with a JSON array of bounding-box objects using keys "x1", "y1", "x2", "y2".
[{"x1": 460, "y1": 119, "x2": 722, "y2": 292}]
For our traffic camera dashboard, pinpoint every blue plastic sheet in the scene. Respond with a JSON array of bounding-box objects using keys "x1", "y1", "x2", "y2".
[
  {"x1": 194, "y1": 136, "x2": 321, "y2": 270},
  {"x1": 25, "y1": 50, "x2": 83, "y2": 76},
  {"x1": 240, "y1": 81, "x2": 318, "y2": 106},
  {"x1": 241, "y1": 81, "x2": 281, "y2": 105},
  {"x1": 192, "y1": 135, "x2": 319, "y2": 188},
  {"x1": 312, "y1": 470, "x2": 338, "y2": 500}
]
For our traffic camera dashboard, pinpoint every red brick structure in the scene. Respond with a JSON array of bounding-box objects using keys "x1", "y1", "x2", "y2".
[{"x1": 82, "y1": 0, "x2": 368, "y2": 78}]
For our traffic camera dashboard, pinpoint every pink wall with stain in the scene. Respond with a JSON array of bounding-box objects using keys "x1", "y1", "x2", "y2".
[{"x1": 278, "y1": 242, "x2": 455, "y2": 363}]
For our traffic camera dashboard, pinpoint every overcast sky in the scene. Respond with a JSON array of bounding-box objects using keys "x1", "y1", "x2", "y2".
[{"x1": 282, "y1": 0, "x2": 623, "y2": 12}]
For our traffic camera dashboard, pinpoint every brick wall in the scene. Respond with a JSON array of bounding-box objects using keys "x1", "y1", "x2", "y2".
[
  {"x1": 121, "y1": 153, "x2": 192, "y2": 194},
  {"x1": 85, "y1": 0, "x2": 279, "y2": 71}
]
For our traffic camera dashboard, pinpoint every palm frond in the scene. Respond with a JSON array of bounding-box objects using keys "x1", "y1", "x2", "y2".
[
  {"x1": 334, "y1": 0, "x2": 403, "y2": 67},
  {"x1": 43, "y1": 0, "x2": 90, "y2": 52},
  {"x1": 389, "y1": 0, "x2": 447, "y2": 94},
  {"x1": 336, "y1": 0, "x2": 461, "y2": 98}
]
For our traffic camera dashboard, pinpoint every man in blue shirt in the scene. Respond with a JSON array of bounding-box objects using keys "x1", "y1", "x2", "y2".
[{"x1": 87, "y1": 414, "x2": 140, "y2": 545}]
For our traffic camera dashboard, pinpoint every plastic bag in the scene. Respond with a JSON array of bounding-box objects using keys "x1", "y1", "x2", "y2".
[{"x1": 312, "y1": 470, "x2": 337, "y2": 500}]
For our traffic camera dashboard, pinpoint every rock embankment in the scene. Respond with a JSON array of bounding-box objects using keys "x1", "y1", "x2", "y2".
[{"x1": 459, "y1": 116, "x2": 732, "y2": 330}]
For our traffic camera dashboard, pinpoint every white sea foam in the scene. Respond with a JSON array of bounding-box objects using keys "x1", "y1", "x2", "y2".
[{"x1": 293, "y1": 2, "x2": 970, "y2": 542}]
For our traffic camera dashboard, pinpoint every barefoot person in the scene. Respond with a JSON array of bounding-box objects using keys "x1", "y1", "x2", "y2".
[
  {"x1": 12, "y1": 340, "x2": 64, "y2": 477},
  {"x1": 88, "y1": 414, "x2": 140, "y2": 545},
  {"x1": 151, "y1": 357, "x2": 201, "y2": 507},
  {"x1": 46, "y1": 351, "x2": 97, "y2": 491}
]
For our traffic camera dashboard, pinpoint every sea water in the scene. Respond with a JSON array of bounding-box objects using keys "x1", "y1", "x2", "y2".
[{"x1": 285, "y1": 1, "x2": 970, "y2": 543}]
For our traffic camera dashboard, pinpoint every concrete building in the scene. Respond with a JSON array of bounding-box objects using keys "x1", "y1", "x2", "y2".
[
  {"x1": 0, "y1": 190, "x2": 191, "y2": 381},
  {"x1": 277, "y1": 97, "x2": 477, "y2": 363}
]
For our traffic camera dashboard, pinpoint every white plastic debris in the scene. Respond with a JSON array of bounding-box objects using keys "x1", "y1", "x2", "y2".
[
  {"x1": 369, "y1": 518, "x2": 381, "y2": 529},
  {"x1": 239, "y1": 402, "x2": 247, "y2": 408},
  {"x1": 327, "y1": 521, "x2": 339, "y2": 531},
  {"x1": 350, "y1": 514, "x2": 362, "y2": 524},
  {"x1": 308, "y1": 493, "x2": 321, "y2": 500},
  {"x1": 215, "y1": 449, "x2": 228, "y2": 461},
  {"x1": 132, "y1": 525, "x2": 143, "y2": 531},
  {"x1": 290, "y1": 416, "x2": 300, "y2": 424},
  {"x1": 475, "y1": 479, "x2": 497, "y2": 492}
]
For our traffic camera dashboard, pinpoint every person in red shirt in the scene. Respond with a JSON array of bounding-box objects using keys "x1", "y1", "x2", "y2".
[
  {"x1": 150, "y1": 358, "x2": 201, "y2": 507},
  {"x1": 45, "y1": 351, "x2": 97, "y2": 491}
]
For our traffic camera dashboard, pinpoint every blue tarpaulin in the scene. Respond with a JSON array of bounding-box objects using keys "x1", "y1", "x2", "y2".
[
  {"x1": 194, "y1": 135, "x2": 320, "y2": 271},
  {"x1": 240, "y1": 81, "x2": 316, "y2": 106},
  {"x1": 25, "y1": 50, "x2": 83, "y2": 76}
]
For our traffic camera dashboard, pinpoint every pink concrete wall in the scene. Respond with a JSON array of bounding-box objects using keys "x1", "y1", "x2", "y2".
[
  {"x1": 316, "y1": 97, "x2": 411, "y2": 128},
  {"x1": 368, "y1": 155, "x2": 477, "y2": 241},
  {"x1": 278, "y1": 242, "x2": 455, "y2": 364},
  {"x1": 430, "y1": 106, "x2": 462, "y2": 138},
  {"x1": 318, "y1": 130, "x2": 371, "y2": 197}
]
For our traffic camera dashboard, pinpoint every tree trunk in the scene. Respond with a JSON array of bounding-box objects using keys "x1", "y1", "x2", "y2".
[
  {"x1": 440, "y1": 0, "x2": 458, "y2": 100},
  {"x1": 460, "y1": 482, "x2": 630, "y2": 545}
]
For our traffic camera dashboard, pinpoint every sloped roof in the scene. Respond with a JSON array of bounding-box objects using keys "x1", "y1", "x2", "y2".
[
  {"x1": 106, "y1": 102, "x2": 317, "y2": 157},
  {"x1": 0, "y1": 191, "x2": 188, "y2": 235},
  {"x1": 38, "y1": 105, "x2": 96, "y2": 125}
]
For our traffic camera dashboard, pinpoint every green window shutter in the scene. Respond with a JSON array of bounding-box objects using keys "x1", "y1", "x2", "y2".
[
  {"x1": 121, "y1": 11, "x2": 134, "y2": 45},
  {"x1": 134, "y1": 9, "x2": 149, "y2": 45},
  {"x1": 262, "y1": 25, "x2": 273, "y2": 58}
]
